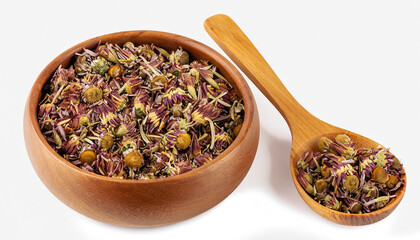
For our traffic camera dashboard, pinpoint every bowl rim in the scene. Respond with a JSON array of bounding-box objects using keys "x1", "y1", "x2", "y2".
[{"x1": 27, "y1": 30, "x2": 256, "y2": 184}]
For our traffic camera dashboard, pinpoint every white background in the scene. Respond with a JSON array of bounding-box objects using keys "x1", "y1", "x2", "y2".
[{"x1": 1, "y1": 0, "x2": 419, "y2": 239}]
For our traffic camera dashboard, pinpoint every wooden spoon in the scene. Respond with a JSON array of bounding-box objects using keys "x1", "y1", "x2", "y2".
[{"x1": 204, "y1": 14, "x2": 406, "y2": 225}]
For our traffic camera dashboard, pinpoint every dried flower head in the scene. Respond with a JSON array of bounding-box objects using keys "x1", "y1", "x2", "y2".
[
  {"x1": 232, "y1": 123, "x2": 242, "y2": 138},
  {"x1": 372, "y1": 166, "x2": 389, "y2": 184},
  {"x1": 80, "y1": 149, "x2": 97, "y2": 165},
  {"x1": 101, "y1": 135, "x2": 114, "y2": 151},
  {"x1": 125, "y1": 151, "x2": 143, "y2": 168},
  {"x1": 191, "y1": 103, "x2": 220, "y2": 124},
  {"x1": 344, "y1": 175, "x2": 359, "y2": 193},
  {"x1": 84, "y1": 86, "x2": 103, "y2": 103},
  {"x1": 318, "y1": 137, "x2": 332, "y2": 152},
  {"x1": 315, "y1": 179, "x2": 328, "y2": 193},
  {"x1": 175, "y1": 133, "x2": 191, "y2": 150},
  {"x1": 91, "y1": 57, "x2": 109, "y2": 75}
]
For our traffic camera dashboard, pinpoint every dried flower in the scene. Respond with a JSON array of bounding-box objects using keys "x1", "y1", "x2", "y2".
[
  {"x1": 163, "y1": 87, "x2": 189, "y2": 107},
  {"x1": 297, "y1": 134, "x2": 404, "y2": 213},
  {"x1": 181, "y1": 73, "x2": 197, "y2": 99},
  {"x1": 80, "y1": 149, "x2": 96, "y2": 165},
  {"x1": 97, "y1": 104, "x2": 121, "y2": 127},
  {"x1": 78, "y1": 115, "x2": 89, "y2": 128},
  {"x1": 193, "y1": 153, "x2": 212, "y2": 167},
  {"x1": 372, "y1": 166, "x2": 388, "y2": 184},
  {"x1": 335, "y1": 134, "x2": 351, "y2": 145},
  {"x1": 191, "y1": 103, "x2": 220, "y2": 124},
  {"x1": 190, "y1": 61, "x2": 219, "y2": 89},
  {"x1": 62, "y1": 135, "x2": 80, "y2": 155},
  {"x1": 315, "y1": 179, "x2": 328, "y2": 193},
  {"x1": 38, "y1": 42, "x2": 244, "y2": 180},
  {"x1": 84, "y1": 86, "x2": 103, "y2": 103},
  {"x1": 318, "y1": 137, "x2": 332, "y2": 152},
  {"x1": 298, "y1": 168, "x2": 315, "y2": 196},
  {"x1": 179, "y1": 50, "x2": 189, "y2": 65},
  {"x1": 124, "y1": 151, "x2": 143, "y2": 168},
  {"x1": 108, "y1": 65, "x2": 124, "y2": 79},
  {"x1": 344, "y1": 175, "x2": 359, "y2": 193},
  {"x1": 151, "y1": 75, "x2": 168, "y2": 88},
  {"x1": 232, "y1": 123, "x2": 242, "y2": 137},
  {"x1": 213, "y1": 131, "x2": 233, "y2": 153},
  {"x1": 349, "y1": 202, "x2": 362, "y2": 213},
  {"x1": 98, "y1": 44, "x2": 119, "y2": 64},
  {"x1": 391, "y1": 158, "x2": 402, "y2": 169},
  {"x1": 100, "y1": 135, "x2": 114, "y2": 151},
  {"x1": 91, "y1": 57, "x2": 109, "y2": 75},
  {"x1": 175, "y1": 133, "x2": 191, "y2": 150},
  {"x1": 324, "y1": 194, "x2": 340, "y2": 210},
  {"x1": 146, "y1": 105, "x2": 169, "y2": 133},
  {"x1": 321, "y1": 165, "x2": 331, "y2": 178},
  {"x1": 386, "y1": 175, "x2": 399, "y2": 189},
  {"x1": 75, "y1": 55, "x2": 89, "y2": 74}
]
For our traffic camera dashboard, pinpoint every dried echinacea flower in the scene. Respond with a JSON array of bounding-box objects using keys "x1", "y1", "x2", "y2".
[
  {"x1": 371, "y1": 166, "x2": 388, "y2": 184},
  {"x1": 125, "y1": 151, "x2": 143, "y2": 179},
  {"x1": 318, "y1": 137, "x2": 332, "y2": 152},
  {"x1": 296, "y1": 134, "x2": 404, "y2": 214},
  {"x1": 232, "y1": 123, "x2": 242, "y2": 138},
  {"x1": 175, "y1": 133, "x2": 191, "y2": 150},
  {"x1": 321, "y1": 165, "x2": 331, "y2": 178},
  {"x1": 100, "y1": 135, "x2": 114, "y2": 151},
  {"x1": 37, "y1": 42, "x2": 244, "y2": 180},
  {"x1": 344, "y1": 175, "x2": 359, "y2": 193},
  {"x1": 80, "y1": 149, "x2": 97, "y2": 165},
  {"x1": 108, "y1": 65, "x2": 124, "y2": 79},
  {"x1": 91, "y1": 57, "x2": 109, "y2": 75},
  {"x1": 315, "y1": 179, "x2": 328, "y2": 193},
  {"x1": 84, "y1": 86, "x2": 103, "y2": 103},
  {"x1": 386, "y1": 175, "x2": 399, "y2": 189},
  {"x1": 125, "y1": 151, "x2": 143, "y2": 168}
]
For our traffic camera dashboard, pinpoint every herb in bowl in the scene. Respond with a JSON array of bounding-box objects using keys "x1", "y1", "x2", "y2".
[{"x1": 38, "y1": 42, "x2": 244, "y2": 180}]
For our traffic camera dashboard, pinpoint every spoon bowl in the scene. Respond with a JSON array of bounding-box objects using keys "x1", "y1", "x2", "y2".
[
  {"x1": 204, "y1": 14, "x2": 406, "y2": 225},
  {"x1": 291, "y1": 131, "x2": 406, "y2": 225}
]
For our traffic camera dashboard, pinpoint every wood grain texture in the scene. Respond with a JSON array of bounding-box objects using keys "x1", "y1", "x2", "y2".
[
  {"x1": 204, "y1": 14, "x2": 406, "y2": 225},
  {"x1": 23, "y1": 31, "x2": 260, "y2": 227}
]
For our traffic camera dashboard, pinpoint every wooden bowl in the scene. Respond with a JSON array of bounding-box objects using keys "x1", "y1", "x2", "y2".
[{"x1": 23, "y1": 31, "x2": 260, "y2": 227}]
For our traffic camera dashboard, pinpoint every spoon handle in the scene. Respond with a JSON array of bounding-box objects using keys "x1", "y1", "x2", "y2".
[{"x1": 204, "y1": 14, "x2": 324, "y2": 136}]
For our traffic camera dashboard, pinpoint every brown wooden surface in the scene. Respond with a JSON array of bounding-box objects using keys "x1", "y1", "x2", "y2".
[
  {"x1": 23, "y1": 31, "x2": 260, "y2": 227},
  {"x1": 204, "y1": 14, "x2": 406, "y2": 225}
]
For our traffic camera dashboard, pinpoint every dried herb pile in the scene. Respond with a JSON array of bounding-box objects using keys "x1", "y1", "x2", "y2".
[
  {"x1": 297, "y1": 134, "x2": 404, "y2": 213},
  {"x1": 38, "y1": 42, "x2": 244, "y2": 179}
]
